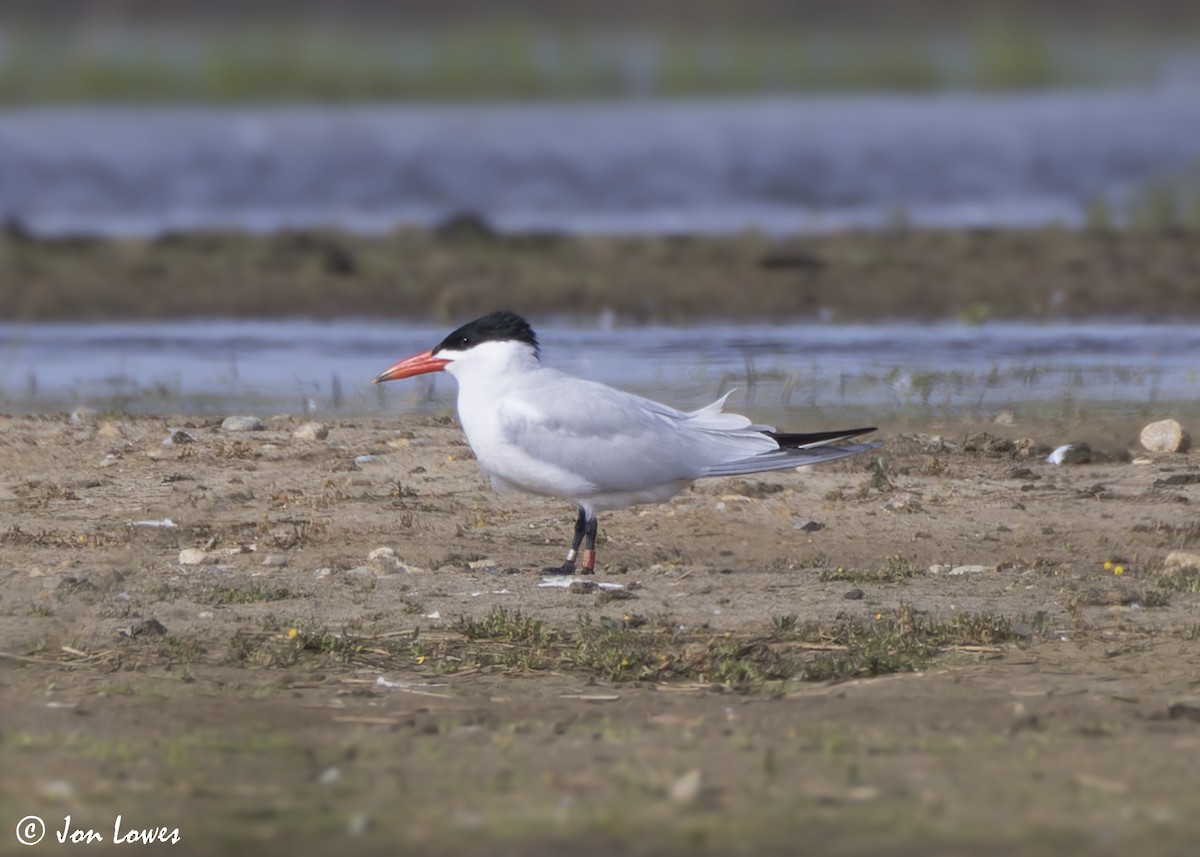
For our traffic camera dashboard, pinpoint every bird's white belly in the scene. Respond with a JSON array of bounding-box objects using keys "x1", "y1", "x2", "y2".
[{"x1": 456, "y1": 395, "x2": 595, "y2": 499}]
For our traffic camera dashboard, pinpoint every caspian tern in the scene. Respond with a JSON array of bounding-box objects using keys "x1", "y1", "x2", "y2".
[{"x1": 373, "y1": 311, "x2": 881, "y2": 574}]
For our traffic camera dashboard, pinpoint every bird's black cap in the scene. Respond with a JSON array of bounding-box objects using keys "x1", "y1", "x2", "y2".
[{"x1": 433, "y1": 311, "x2": 540, "y2": 358}]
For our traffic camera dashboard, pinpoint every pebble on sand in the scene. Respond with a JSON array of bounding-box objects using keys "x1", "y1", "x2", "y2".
[
  {"x1": 262, "y1": 553, "x2": 288, "y2": 567},
  {"x1": 178, "y1": 548, "x2": 213, "y2": 565},
  {"x1": 367, "y1": 546, "x2": 425, "y2": 574},
  {"x1": 1140, "y1": 419, "x2": 1191, "y2": 453},
  {"x1": 668, "y1": 768, "x2": 704, "y2": 804},
  {"x1": 221, "y1": 415, "x2": 265, "y2": 432},
  {"x1": 293, "y1": 422, "x2": 330, "y2": 441},
  {"x1": 163, "y1": 430, "x2": 195, "y2": 446}
]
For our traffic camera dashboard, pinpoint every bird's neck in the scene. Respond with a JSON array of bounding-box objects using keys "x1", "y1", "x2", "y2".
[{"x1": 446, "y1": 343, "x2": 541, "y2": 399}]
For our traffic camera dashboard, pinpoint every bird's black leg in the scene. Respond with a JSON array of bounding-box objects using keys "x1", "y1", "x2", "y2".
[
  {"x1": 543, "y1": 508, "x2": 588, "y2": 575},
  {"x1": 580, "y1": 515, "x2": 599, "y2": 575}
]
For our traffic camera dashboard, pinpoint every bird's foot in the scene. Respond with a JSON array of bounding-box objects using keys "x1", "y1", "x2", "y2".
[
  {"x1": 580, "y1": 549, "x2": 596, "y2": 575},
  {"x1": 542, "y1": 561, "x2": 577, "y2": 576}
]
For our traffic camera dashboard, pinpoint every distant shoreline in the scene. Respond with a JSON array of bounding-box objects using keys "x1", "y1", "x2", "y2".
[{"x1": 3, "y1": 226, "x2": 1199, "y2": 323}]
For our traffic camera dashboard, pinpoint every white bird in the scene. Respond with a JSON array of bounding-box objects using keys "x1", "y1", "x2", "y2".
[{"x1": 373, "y1": 311, "x2": 881, "y2": 575}]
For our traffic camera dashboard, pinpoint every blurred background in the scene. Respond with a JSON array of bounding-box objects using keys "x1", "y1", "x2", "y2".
[{"x1": 1, "y1": 0, "x2": 1199, "y2": 424}]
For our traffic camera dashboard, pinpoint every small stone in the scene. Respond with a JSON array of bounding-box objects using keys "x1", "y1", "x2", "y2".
[
  {"x1": 347, "y1": 813, "x2": 370, "y2": 836},
  {"x1": 97, "y1": 421, "x2": 126, "y2": 439},
  {"x1": 843, "y1": 588, "x2": 864, "y2": 600},
  {"x1": 38, "y1": 780, "x2": 76, "y2": 801},
  {"x1": 468, "y1": 558, "x2": 498, "y2": 571},
  {"x1": 371, "y1": 556, "x2": 405, "y2": 574},
  {"x1": 596, "y1": 588, "x2": 636, "y2": 604},
  {"x1": 1140, "y1": 419, "x2": 1190, "y2": 453},
  {"x1": 367, "y1": 547, "x2": 408, "y2": 574},
  {"x1": 728, "y1": 479, "x2": 785, "y2": 499},
  {"x1": 312, "y1": 567, "x2": 333, "y2": 579},
  {"x1": 178, "y1": 548, "x2": 211, "y2": 565},
  {"x1": 99, "y1": 454, "x2": 120, "y2": 468},
  {"x1": 928, "y1": 564, "x2": 944, "y2": 574},
  {"x1": 1015, "y1": 438, "x2": 1051, "y2": 459},
  {"x1": 993, "y1": 410, "x2": 1016, "y2": 426},
  {"x1": 262, "y1": 553, "x2": 288, "y2": 567},
  {"x1": 69, "y1": 405, "x2": 97, "y2": 426},
  {"x1": 1164, "y1": 551, "x2": 1200, "y2": 572},
  {"x1": 317, "y1": 767, "x2": 340, "y2": 785},
  {"x1": 949, "y1": 564, "x2": 988, "y2": 575},
  {"x1": 794, "y1": 519, "x2": 825, "y2": 532},
  {"x1": 881, "y1": 493, "x2": 923, "y2": 513},
  {"x1": 129, "y1": 618, "x2": 167, "y2": 637},
  {"x1": 964, "y1": 432, "x2": 1015, "y2": 457},
  {"x1": 1167, "y1": 698, "x2": 1200, "y2": 722},
  {"x1": 1156, "y1": 474, "x2": 1200, "y2": 486},
  {"x1": 668, "y1": 768, "x2": 704, "y2": 804},
  {"x1": 163, "y1": 430, "x2": 195, "y2": 446},
  {"x1": 221, "y1": 415, "x2": 264, "y2": 432},
  {"x1": 293, "y1": 422, "x2": 329, "y2": 441},
  {"x1": 568, "y1": 580, "x2": 598, "y2": 594},
  {"x1": 346, "y1": 565, "x2": 377, "y2": 579},
  {"x1": 354, "y1": 455, "x2": 380, "y2": 465},
  {"x1": 1047, "y1": 443, "x2": 1090, "y2": 465}
]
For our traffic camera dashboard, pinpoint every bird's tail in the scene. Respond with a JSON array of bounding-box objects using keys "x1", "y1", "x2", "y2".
[{"x1": 700, "y1": 428, "x2": 881, "y2": 478}]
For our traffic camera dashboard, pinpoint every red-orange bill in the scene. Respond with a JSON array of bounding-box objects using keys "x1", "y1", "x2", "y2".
[{"x1": 371, "y1": 350, "x2": 450, "y2": 384}]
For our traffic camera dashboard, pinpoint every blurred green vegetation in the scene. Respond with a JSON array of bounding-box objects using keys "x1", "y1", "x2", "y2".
[{"x1": 0, "y1": 19, "x2": 1189, "y2": 102}]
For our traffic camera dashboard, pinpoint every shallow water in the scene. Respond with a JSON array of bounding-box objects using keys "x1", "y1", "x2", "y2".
[
  {"x1": 2, "y1": 319, "x2": 1195, "y2": 423},
  {"x1": 2, "y1": 92, "x2": 1200, "y2": 236}
]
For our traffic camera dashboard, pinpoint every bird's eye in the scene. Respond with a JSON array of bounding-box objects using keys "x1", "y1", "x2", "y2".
[{"x1": 459, "y1": 336, "x2": 470, "y2": 346}]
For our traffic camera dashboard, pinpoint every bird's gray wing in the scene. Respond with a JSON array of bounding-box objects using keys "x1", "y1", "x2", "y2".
[{"x1": 497, "y1": 375, "x2": 775, "y2": 494}]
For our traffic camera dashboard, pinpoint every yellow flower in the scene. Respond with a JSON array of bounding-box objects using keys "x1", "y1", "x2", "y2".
[
  {"x1": 416, "y1": 655, "x2": 426, "y2": 665},
  {"x1": 1113, "y1": 565, "x2": 1125, "y2": 576},
  {"x1": 1103, "y1": 561, "x2": 1113, "y2": 571},
  {"x1": 288, "y1": 627, "x2": 298, "y2": 639},
  {"x1": 874, "y1": 612, "x2": 883, "y2": 621}
]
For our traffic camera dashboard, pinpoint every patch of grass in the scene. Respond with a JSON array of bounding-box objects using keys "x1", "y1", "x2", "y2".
[
  {"x1": 229, "y1": 624, "x2": 369, "y2": 668},
  {"x1": 452, "y1": 608, "x2": 551, "y2": 643},
  {"x1": 771, "y1": 614, "x2": 798, "y2": 634},
  {"x1": 0, "y1": 22, "x2": 1120, "y2": 105},
  {"x1": 1155, "y1": 567, "x2": 1200, "y2": 594},
  {"x1": 444, "y1": 605, "x2": 1021, "y2": 688},
  {"x1": 818, "y1": 555, "x2": 918, "y2": 584},
  {"x1": 791, "y1": 607, "x2": 1020, "y2": 681},
  {"x1": 145, "y1": 583, "x2": 185, "y2": 601},
  {"x1": 1064, "y1": 584, "x2": 1172, "y2": 611},
  {"x1": 1131, "y1": 520, "x2": 1200, "y2": 549},
  {"x1": 202, "y1": 582, "x2": 295, "y2": 606},
  {"x1": 220, "y1": 605, "x2": 1025, "y2": 688}
]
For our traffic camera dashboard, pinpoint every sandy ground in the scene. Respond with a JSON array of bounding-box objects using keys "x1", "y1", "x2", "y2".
[{"x1": 1, "y1": 410, "x2": 1199, "y2": 856}]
